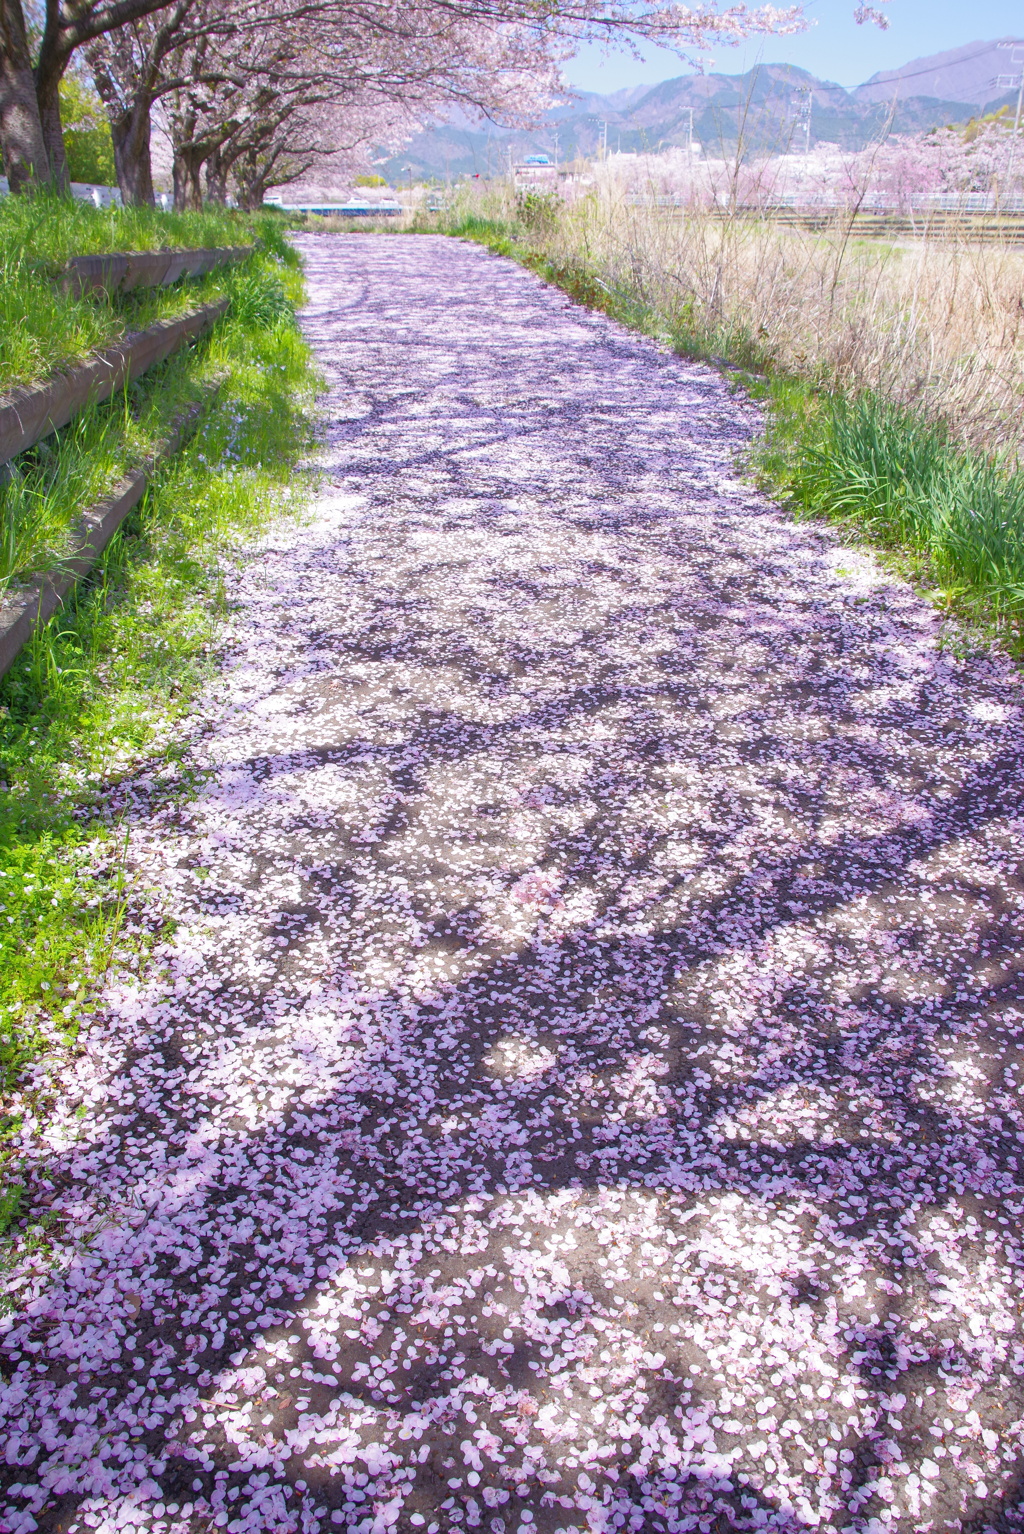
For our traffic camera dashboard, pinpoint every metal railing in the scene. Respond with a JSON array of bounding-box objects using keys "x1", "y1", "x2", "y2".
[{"x1": 625, "y1": 191, "x2": 1024, "y2": 215}]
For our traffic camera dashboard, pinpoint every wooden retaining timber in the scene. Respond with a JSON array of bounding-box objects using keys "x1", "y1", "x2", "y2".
[
  {"x1": 0, "y1": 299, "x2": 228, "y2": 468},
  {"x1": 62, "y1": 244, "x2": 252, "y2": 298},
  {"x1": 0, "y1": 395, "x2": 215, "y2": 682}
]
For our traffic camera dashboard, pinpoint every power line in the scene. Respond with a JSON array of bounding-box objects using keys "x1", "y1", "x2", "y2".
[{"x1": 860, "y1": 40, "x2": 1020, "y2": 95}]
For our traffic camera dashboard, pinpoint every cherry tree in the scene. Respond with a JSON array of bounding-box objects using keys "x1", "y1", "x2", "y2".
[
  {"x1": 779, "y1": 119, "x2": 1024, "y2": 213},
  {"x1": 86, "y1": 0, "x2": 204, "y2": 205},
  {"x1": 2, "y1": 0, "x2": 893, "y2": 201},
  {"x1": 0, "y1": 0, "x2": 207, "y2": 191},
  {"x1": 203, "y1": 95, "x2": 418, "y2": 211},
  {"x1": 86, "y1": 0, "x2": 287, "y2": 205},
  {"x1": 155, "y1": 0, "x2": 573, "y2": 210}
]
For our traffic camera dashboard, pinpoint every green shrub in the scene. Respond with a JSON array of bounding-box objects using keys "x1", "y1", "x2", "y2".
[
  {"x1": 59, "y1": 77, "x2": 115, "y2": 186},
  {"x1": 514, "y1": 190, "x2": 563, "y2": 233}
]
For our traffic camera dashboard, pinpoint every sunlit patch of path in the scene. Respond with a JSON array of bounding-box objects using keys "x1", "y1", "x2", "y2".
[{"x1": 4, "y1": 233, "x2": 1024, "y2": 1534}]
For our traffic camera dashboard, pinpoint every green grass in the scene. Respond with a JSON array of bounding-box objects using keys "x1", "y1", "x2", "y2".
[
  {"x1": 440, "y1": 206, "x2": 1024, "y2": 652},
  {"x1": 0, "y1": 193, "x2": 289, "y2": 393},
  {"x1": 0, "y1": 209, "x2": 319, "y2": 1259},
  {"x1": 755, "y1": 382, "x2": 1024, "y2": 640},
  {"x1": 0, "y1": 372, "x2": 210, "y2": 599},
  {"x1": 0, "y1": 241, "x2": 299, "y2": 596}
]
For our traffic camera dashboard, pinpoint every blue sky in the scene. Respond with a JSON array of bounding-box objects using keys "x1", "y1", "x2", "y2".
[{"x1": 566, "y1": 0, "x2": 1023, "y2": 94}]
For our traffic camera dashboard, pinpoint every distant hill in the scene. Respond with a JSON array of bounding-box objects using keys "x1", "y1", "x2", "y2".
[
  {"x1": 373, "y1": 39, "x2": 1024, "y2": 183},
  {"x1": 855, "y1": 38, "x2": 1023, "y2": 107}
]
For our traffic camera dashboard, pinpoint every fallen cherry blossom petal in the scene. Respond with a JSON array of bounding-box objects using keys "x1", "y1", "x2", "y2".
[{"x1": 2, "y1": 234, "x2": 1024, "y2": 1534}]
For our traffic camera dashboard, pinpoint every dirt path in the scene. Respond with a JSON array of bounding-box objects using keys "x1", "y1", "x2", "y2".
[{"x1": 4, "y1": 233, "x2": 1024, "y2": 1534}]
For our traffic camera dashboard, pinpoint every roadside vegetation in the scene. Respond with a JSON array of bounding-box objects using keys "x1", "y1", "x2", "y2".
[
  {"x1": 431, "y1": 181, "x2": 1024, "y2": 649},
  {"x1": 0, "y1": 201, "x2": 318, "y2": 1257}
]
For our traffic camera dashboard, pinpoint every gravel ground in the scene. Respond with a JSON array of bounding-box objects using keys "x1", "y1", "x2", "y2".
[{"x1": 3, "y1": 232, "x2": 1024, "y2": 1534}]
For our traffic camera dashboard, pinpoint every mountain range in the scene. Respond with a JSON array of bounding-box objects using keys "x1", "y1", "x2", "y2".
[{"x1": 374, "y1": 37, "x2": 1024, "y2": 182}]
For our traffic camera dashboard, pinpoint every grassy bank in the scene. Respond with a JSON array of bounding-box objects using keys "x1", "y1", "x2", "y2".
[
  {"x1": 0, "y1": 195, "x2": 283, "y2": 393},
  {"x1": 1, "y1": 232, "x2": 296, "y2": 598},
  {"x1": 433, "y1": 189, "x2": 1024, "y2": 649},
  {"x1": 0, "y1": 206, "x2": 318, "y2": 1265}
]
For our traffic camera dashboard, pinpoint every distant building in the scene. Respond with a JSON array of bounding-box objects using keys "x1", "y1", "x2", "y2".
[{"x1": 514, "y1": 156, "x2": 558, "y2": 186}]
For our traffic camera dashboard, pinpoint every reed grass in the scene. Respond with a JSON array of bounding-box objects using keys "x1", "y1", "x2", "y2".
[{"x1": 444, "y1": 180, "x2": 1024, "y2": 455}]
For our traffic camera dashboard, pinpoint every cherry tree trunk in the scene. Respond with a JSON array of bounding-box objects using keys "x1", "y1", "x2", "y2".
[
  {"x1": 111, "y1": 99, "x2": 155, "y2": 205},
  {"x1": 205, "y1": 147, "x2": 228, "y2": 204},
  {"x1": 0, "y1": 0, "x2": 49, "y2": 190},
  {"x1": 36, "y1": 70, "x2": 70, "y2": 192},
  {"x1": 233, "y1": 149, "x2": 276, "y2": 212},
  {"x1": 234, "y1": 172, "x2": 268, "y2": 211},
  {"x1": 173, "y1": 145, "x2": 205, "y2": 210}
]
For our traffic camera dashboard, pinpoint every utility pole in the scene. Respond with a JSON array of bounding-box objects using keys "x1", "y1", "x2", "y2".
[
  {"x1": 552, "y1": 130, "x2": 560, "y2": 172},
  {"x1": 683, "y1": 107, "x2": 695, "y2": 158},
  {"x1": 997, "y1": 41, "x2": 1024, "y2": 135},
  {"x1": 997, "y1": 41, "x2": 1024, "y2": 201},
  {"x1": 600, "y1": 120, "x2": 609, "y2": 160},
  {"x1": 791, "y1": 89, "x2": 812, "y2": 155}
]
